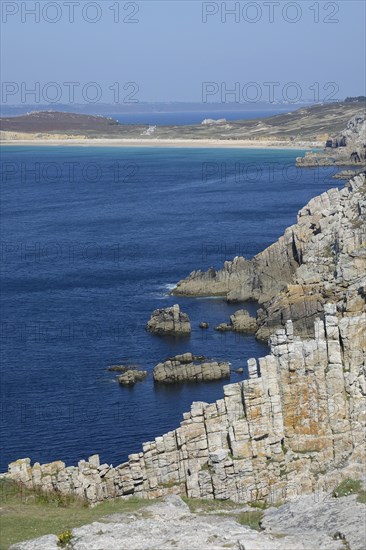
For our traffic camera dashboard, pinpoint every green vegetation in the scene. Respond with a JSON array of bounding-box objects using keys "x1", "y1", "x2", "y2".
[
  {"x1": 57, "y1": 530, "x2": 73, "y2": 547},
  {"x1": 182, "y1": 496, "x2": 240, "y2": 513},
  {"x1": 345, "y1": 96, "x2": 366, "y2": 103},
  {"x1": 248, "y1": 500, "x2": 268, "y2": 510},
  {"x1": 332, "y1": 478, "x2": 366, "y2": 503},
  {"x1": 280, "y1": 441, "x2": 288, "y2": 455},
  {"x1": 160, "y1": 480, "x2": 179, "y2": 489},
  {"x1": 0, "y1": 479, "x2": 151, "y2": 550},
  {"x1": 182, "y1": 497, "x2": 263, "y2": 530},
  {"x1": 237, "y1": 510, "x2": 263, "y2": 530}
]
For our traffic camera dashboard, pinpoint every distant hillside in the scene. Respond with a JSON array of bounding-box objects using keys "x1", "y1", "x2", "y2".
[
  {"x1": 1, "y1": 102, "x2": 365, "y2": 142},
  {"x1": 0, "y1": 111, "x2": 125, "y2": 134}
]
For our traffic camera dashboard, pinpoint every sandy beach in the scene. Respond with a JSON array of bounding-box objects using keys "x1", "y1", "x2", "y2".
[{"x1": 0, "y1": 137, "x2": 321, "y2": 149}]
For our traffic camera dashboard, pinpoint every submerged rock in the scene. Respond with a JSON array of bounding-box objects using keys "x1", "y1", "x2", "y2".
[
  {"x1": 146, "y1": 304, "x2": 191, "y2": 335},
  {"x1": 118, "y1": 370, "x2": 147, "y2": 386},
  {"x1": 153, "y1": 354, "x2": 230, "y2": 383}
]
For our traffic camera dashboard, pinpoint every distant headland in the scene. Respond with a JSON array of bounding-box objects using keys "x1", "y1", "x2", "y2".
[{"x1": 0, "y1": 101, "x2": 365, "y2": 150}]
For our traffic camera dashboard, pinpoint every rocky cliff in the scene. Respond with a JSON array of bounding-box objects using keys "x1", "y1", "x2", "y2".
[
  {"x1": 5, "y1": 305, "x2": 365, "y2": 508},
  {"x1": 296, "y1": 112, "x2": 366, "y2": 167},
  {"x1": 173, "y1": 173, "x2": 366, "y2": 340}
]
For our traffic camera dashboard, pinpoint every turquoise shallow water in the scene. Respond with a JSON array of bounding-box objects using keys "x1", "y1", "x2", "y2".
[{"x1": 0, "y1": 146, "x2": 341, "y2": 470}]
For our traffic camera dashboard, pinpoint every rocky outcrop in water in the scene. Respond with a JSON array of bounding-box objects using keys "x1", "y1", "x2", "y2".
[
  {"x1": 107, "y1": 364, "x2": 140, "y2": 372},
  {"x1": 5, "y1": 304, "x2": 365, "y2": 507},
  {"x1": 146, "y1": 304, "x2": 191, "y2": 335},
  {"x1": 118, "y1": 370, "x2": 147, "y2": 386},
  {"x1": 153, "y1": 353, "x2": 230, "y2": 383},
  {"x1": 296, "y1": 112, "x2": 366, "y2": 167},
  {"x1": 173, "y1": 173, "x2": 366, "y2": 339},
  {"x1": 216, "y1": 309, "x2": 257, "y2": 333}
]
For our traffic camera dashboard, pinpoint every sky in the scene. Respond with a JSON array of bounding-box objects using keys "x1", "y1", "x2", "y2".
[{"x1": 1, "y1": 0, "x2": 366, "y2": 105}]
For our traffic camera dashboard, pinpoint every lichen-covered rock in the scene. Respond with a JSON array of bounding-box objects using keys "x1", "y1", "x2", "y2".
[
  {"x1": 146, "y1": 304, "x2": 191, "y2": 335},
  {"x1": 153, "y1": 354, "x2": 230, "y2": 383}
]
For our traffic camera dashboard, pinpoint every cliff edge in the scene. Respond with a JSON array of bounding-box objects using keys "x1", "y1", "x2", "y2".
[{"x1": 173, "y1": 172, "x2": 366, "y2": 340}]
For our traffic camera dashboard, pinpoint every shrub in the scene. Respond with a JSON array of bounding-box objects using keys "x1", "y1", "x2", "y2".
[
  {"x1": 58, "y1": 529, "x2": 72, "y2": 547},
  {"x1": 332, "y1": 479, "x2": 362, "y2": 498}
]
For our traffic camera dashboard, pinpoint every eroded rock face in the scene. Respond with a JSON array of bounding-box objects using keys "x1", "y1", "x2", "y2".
[
  {"x1": 146, "y1": 304, "x2": 191, "y2": 335},
  {"x1": 153, "y1": 354, "x2": 230, "y2": 383},
  {"x1": 173, "y1": 173, "x2": 366, "y2": 339},
  {"x1": 6, "y1": 306, "x2": 365, "y2": 507}
]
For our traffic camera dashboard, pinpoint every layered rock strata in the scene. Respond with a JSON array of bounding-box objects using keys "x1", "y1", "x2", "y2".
[
  {"x1": 173, "y1": 173, "x2": 366, "y2": 339},
  {"x1": 153, "y1": 353, "x2": 230, "y2": 383},
  {"x1": 146, "y1": 304, "x2": 191, "y2": 335},
  {"x1": 5, "y1": 306, "x2": 365, "y2": 506}
]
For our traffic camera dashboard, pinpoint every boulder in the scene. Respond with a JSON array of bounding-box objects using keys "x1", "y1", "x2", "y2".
[
  {"x1": 153, "y1": 354, "x2": 230, "y2": 383},
  {"x1": 146, "y1": 304, "x2": 191, "y2": 335},
  {"x1": 230, "y1": 309, "x2": 257, "y2": 332},
  {"x1": 107, "y1": 364, "x2": 140, "y2": 373},
  {"x1": 215, "y1": 309, "x2": 257, "y2": 333},
  {"x1": 118, "y1": 370, "x2": 147, "y2": 387},
  {"x1": 199, "y1": 322, "x2": 209, "y2": 329}
]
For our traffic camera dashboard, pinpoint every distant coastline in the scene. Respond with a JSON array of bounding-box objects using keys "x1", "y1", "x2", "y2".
[
  {"x1": 0, "y1": 137, "x2": 319, "y2": 149},
  {"x1": 1, "y1": 102, "x2": 363, "y2": 150}
]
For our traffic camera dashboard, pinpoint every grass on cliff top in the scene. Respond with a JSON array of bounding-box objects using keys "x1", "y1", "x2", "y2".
[
  {"x1": 182, "y1": 496, "x2": 240, "y2": 513},
  {"x1": 0, "y1": 479, "x2": 151, "y2": 550},
  {"x1": 332, "y1": 478, "x2": 366, "y2": 503},
  {"x1": 182, "y1": 497, "x2": 263, "y2": 530}
]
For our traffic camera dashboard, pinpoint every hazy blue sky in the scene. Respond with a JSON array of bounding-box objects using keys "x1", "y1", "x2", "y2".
[{"x1": 1, "y1": 0, "x2": 365, "y2": 104}]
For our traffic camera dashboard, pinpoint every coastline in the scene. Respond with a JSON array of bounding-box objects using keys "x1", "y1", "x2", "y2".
[{"x1": 0, "y1": 137, "x2": 321, "y2": 150}]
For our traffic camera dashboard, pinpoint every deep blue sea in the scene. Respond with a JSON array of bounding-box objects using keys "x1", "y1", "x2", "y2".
[
  {"x1": 0, "y1": 146, "x2": 340, "y2": 471},
  {"x1": 111, "y1": 107, "x2": 302, "y2": 126}
]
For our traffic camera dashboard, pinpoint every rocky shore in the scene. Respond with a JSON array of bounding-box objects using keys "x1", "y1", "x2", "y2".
[
  {"x1": 5, "y1": 304, "x2": 365, "y2": 509},
  {"x1": 296, "y1": 113, "x2": 366, "y2": 167},
  {"x1": 173, "y1": 172, "x2": 366, "y2": 340},
  {"x1": 3, "y1": 142, "x2": 366, "y2": 549}
]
